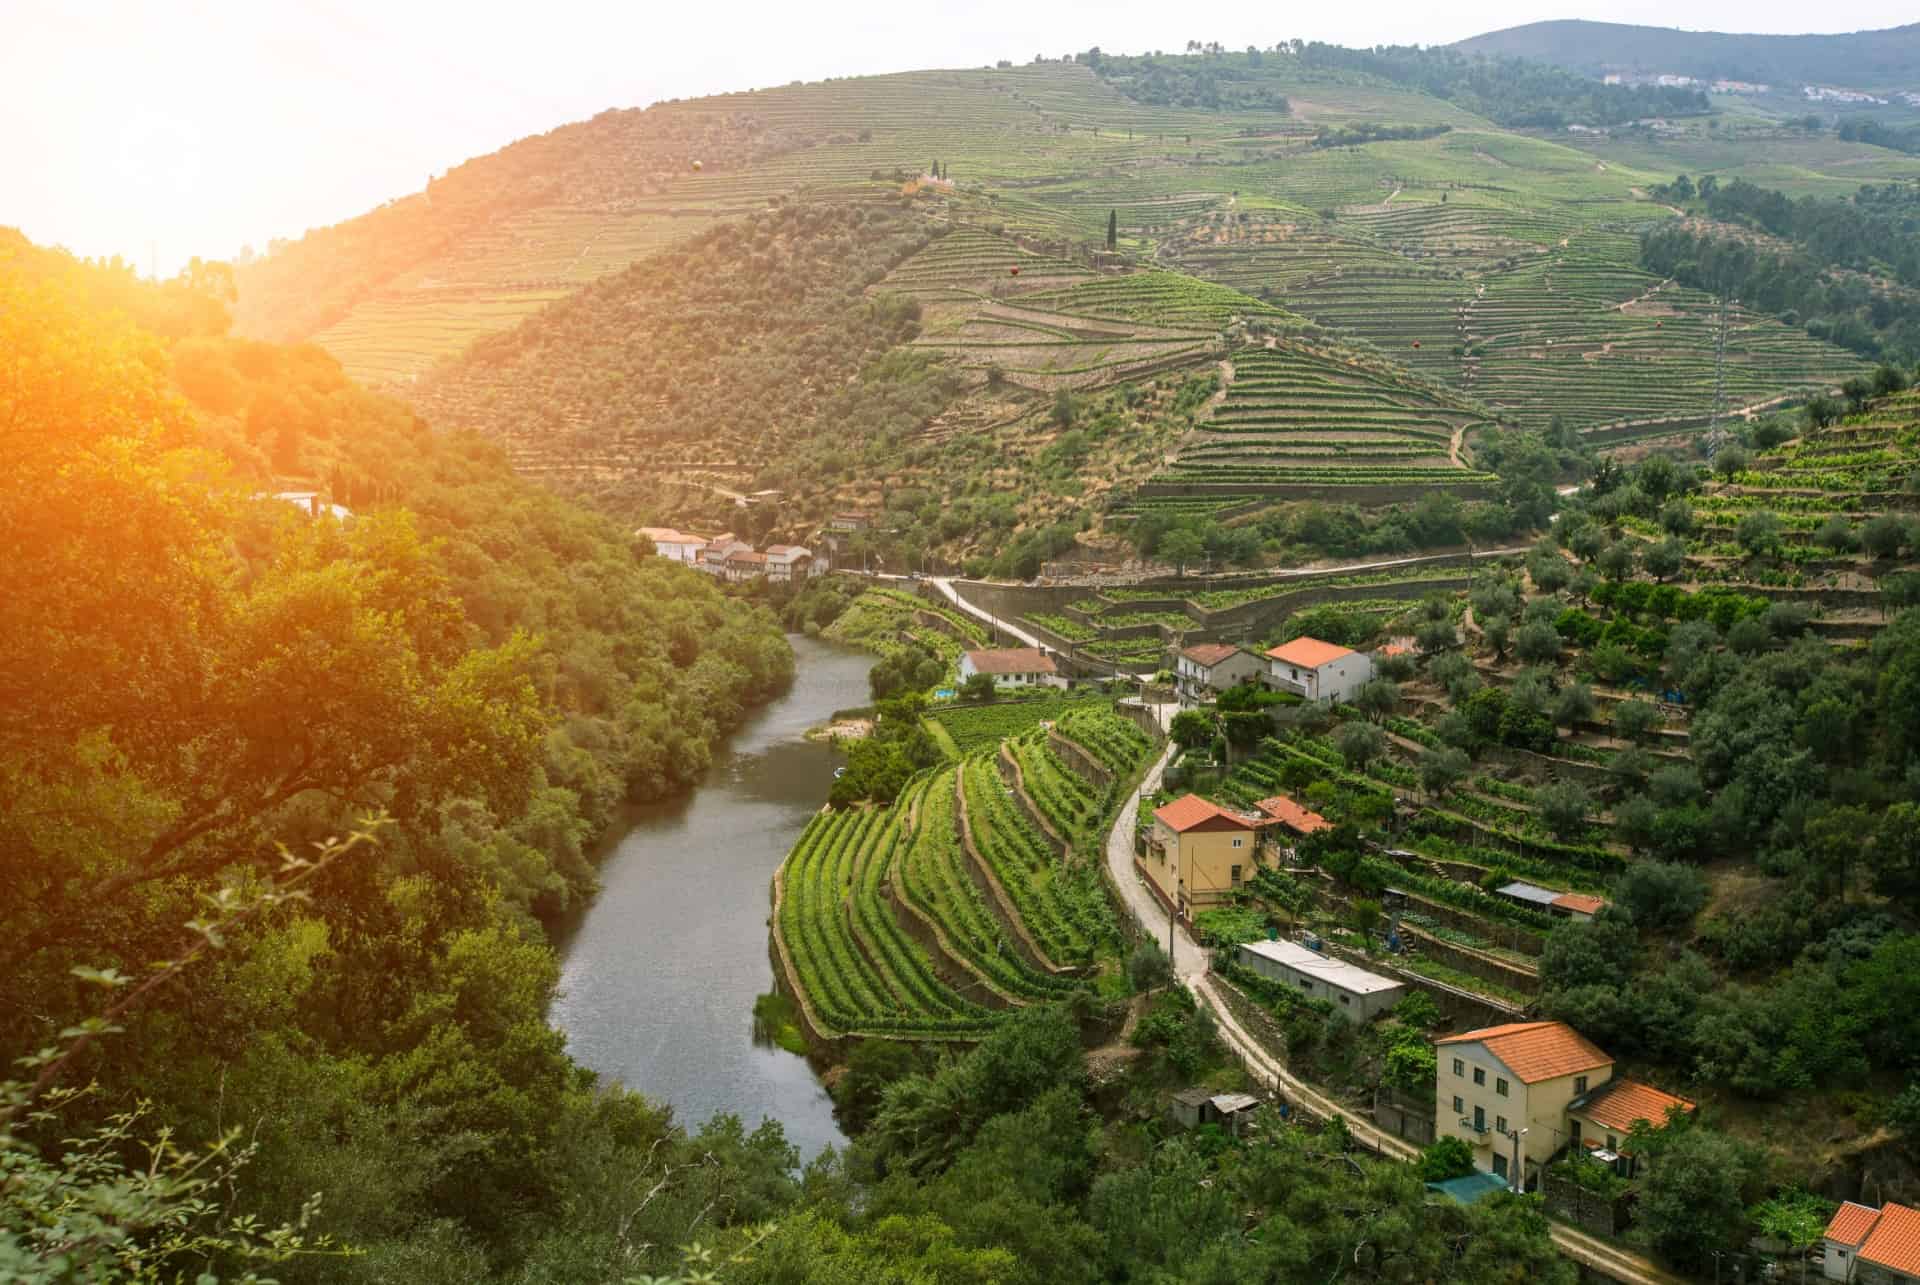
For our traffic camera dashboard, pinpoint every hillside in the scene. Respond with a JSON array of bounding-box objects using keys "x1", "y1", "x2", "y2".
[{"x1": 1456, "y1": 19, "x2": 1920, "y2": 88}]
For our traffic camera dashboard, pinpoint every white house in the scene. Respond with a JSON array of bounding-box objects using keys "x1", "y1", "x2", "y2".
[
  {"x1": 959, "y1": 647, "x2": 1061, "y2": 690},
  {"x1": 763, "y1": 545, "x2": 812, "y2": 583},
  {"x1": 270, "y1": 491, "x2": 352, "y2": 521},
  {"x1": 637, "y1": 526, "x2": 709, "y2": 566},
  {"x1": 699, "y1": 538, "x2": 751, "y2": 577},
  {"x1": 1263, "y1": 636, "x2": 1374, "y2": 704},
  {"x1": 1176, "y1": 642, "x2": 1263, "y2": 704},
  {"x1": 1237, "y1": 939, "x2": 1404, "y2": 1021},
  {"x1": 1825, "y1": 1201, "x2": 1920, "y2": 1282}
]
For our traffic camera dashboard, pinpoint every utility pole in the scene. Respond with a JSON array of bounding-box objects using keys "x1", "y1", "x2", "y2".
[{"x1": 1510, "y1": 1126, "x2": 1528, "y2": 1194}]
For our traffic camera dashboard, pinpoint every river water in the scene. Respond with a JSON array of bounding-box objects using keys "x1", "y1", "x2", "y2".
[{"x1": 550, "y1": 634, "x2": 870, "y2": 1159}]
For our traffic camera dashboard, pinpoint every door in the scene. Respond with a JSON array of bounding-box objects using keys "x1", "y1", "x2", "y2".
[{"x1": 1473, "y1": 1106, "x2": 1485, "y2": 1132}]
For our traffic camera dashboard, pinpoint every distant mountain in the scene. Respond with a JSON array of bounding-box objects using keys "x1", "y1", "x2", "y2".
[{"x1": 1454, "y1": 19, "x2": 1920, "y2": 88}]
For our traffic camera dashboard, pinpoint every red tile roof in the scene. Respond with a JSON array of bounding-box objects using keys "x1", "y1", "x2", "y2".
[
  {"x1": 1827, "y1": 1202, "x2": 1883, "y2": 1248},
  {"x1": 1552, "y1": 892, "x2": 1606, "y2": 915},
  {"x1": 1153, "y1": 794, "x2": 1255, "y2": 833},
  {"x1": 1254, "y1": 795, "x2": 1332, "y2": 835},
  {"x1": 1435, "y1": 1021, "x2": 1612, "y2": 1084},
  {"x1": 1570, "y1": 1077, "x2": 1694, "y2": 1134},
  {"x1": 964, "y1": 647, "x2": 1057, "y2": 676},
  {"x1": 1265, "y1": 636, "x2": 1356, "y2": 669},
  {"x1": 1861, "y1": 1202, "x2": 1920, "y2": 1277},
  {"x1": 1182, "y1": 642, "x2": 1241, "y2": 667}
]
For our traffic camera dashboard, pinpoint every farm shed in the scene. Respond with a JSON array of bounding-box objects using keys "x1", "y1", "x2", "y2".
[{"x1": 1237, "y1": 939, "x2": 1405, "y2": 1020}]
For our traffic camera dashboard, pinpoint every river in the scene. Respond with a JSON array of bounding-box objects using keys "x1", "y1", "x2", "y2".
[{"x1": 550, "y1": 634, "x2": 870, "y2": 1159}]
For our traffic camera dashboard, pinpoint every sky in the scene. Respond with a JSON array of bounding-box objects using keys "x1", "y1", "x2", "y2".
[{"x1": 4, "y1": 0, "x2": 1914, "y2": 276}]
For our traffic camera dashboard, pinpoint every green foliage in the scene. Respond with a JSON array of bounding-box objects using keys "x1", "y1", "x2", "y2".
[{"x1": 1417, "y1": 1135, "x2": 1476, "y2": 1182}]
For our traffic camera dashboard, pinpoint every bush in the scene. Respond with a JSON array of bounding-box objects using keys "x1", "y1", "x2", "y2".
[{"x1": 1417, "y1": 1136, "x2": 1477, "y2": 1182}]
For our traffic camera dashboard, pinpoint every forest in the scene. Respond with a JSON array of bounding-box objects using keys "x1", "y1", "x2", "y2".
[{"x1": 1640, "y1": 178, "x2": 1920, "y2": 363}]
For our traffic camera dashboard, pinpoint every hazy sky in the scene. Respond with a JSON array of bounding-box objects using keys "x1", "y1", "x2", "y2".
[{"x1": 5, "y1": 0, "x2": 1913, "y2": 275}]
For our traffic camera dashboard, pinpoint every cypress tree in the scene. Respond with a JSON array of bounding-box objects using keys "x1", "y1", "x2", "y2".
[{"x1": 1107, "y1": 209, "x2": 1118, "y2": 249}]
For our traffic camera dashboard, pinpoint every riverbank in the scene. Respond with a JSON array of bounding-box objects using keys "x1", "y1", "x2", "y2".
[{"x1": 549, "y1": 634, "x2": 873, "y2": 1159}]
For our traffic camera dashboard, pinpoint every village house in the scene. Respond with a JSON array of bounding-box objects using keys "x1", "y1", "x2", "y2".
[
  {"x1": 763, "y1": 544, "x2": 813, "y2": 583},
  {"x1": 1825, "y1": 1200, "x2": 1920, "y2": 1283},
  {"x1": 1237, "y1": 939, "x2": 1404, "y2": 1020},
  {"x1": 699, "y1": 537, "x2": 751, "y2": 577},
  {"x1": 1433, "y1": 1020, "x2": 1693, "y2": 1190},
  {"x1": 829, "y1": 511, "x2": 874, "y2": 533},
  {"x1": 1264, "y1": 636, "x2": 1374, "y2": 704},
  {"x1": 637, "y1": 526, "x2": 708, "y2": 566},
  {"x1": 723, "y1": 548, "x2": 768, "y2": 582},
  {"x1": 959, "y1": 647, "x2": 1062, "y2": 690},
  {"x1": 1138, "y1": 793, "x2": 1261, "y2": 920},
  {"x1": 1175, "y1": 642, "x2": 1263, "y2": 704},
  {"x1": 1250, "y1": 793, "x2": 1331, "y2": 860},
  {"x1": 270, "y1": 490, "x2": 352, "y2": 521}
]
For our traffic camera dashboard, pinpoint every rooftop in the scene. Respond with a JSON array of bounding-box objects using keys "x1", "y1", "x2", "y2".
[
  {"x1": 1181, "y1": 642, "x2": 1241, "y2": 667},
  {"x1": 1253, "y1": 795, "x2": 1331, "y2": 835},
  {"x1": 1265, "y1": 636, "x2": 1356, "y2": 669},
  {"x1": 1498, "y1": 880, "x2": 1562, "y2": 908},
  {"x1": 1553, "y1": 892, "x2": 1606, "y2": 916},
  {"x1": 637, "y1": 526, "x2": 702, "y2": 544},
  {"x1": 1153, "y1": 793, "x2": 1255, "y2": 833},
  {"x1": 1239, "y1": 939, "x2": 1403, "y2": 996},
  {"x1": 1568, "y1": 1077, "x2": 1694, "y2": 1134},
  {"x1": 1828, "y1": 1201, "x2": 1885, "y2": 1248},
  {"x1": 1861, "y1": 1202, "x2": 1920, "y2": 1278},
  {"x1": 1436, "y1": 1021, "x2": 1612, "y2": 1084},
  {"x1": 964, "y1": 647, "x2": 1057, "y2": 676}
]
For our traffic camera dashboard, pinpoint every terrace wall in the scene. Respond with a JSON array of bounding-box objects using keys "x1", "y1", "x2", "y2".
[
  {"x1": 1138, "y1": 480, "x2": 1497, "y2": 503},
  {"x1": 1373, "y1": 1087, "x2": 1438, "y2": 1146}
]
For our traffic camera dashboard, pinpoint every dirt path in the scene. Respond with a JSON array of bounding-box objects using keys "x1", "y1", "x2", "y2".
[{"x1": 1448, "y1": 423, "x2": 1466, "y2": 467}]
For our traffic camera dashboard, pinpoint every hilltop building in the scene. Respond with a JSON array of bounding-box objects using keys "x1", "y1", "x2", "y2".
[
  {"x1": 1176, "y1": 642, "x2": 1262, "y2": 704},
  {"x1": 959, "y1": 647, "x2": 1061, "y2": 690},
  {"x1": 1264, "y1": 637, "x2": 1374, "y2": 704}
]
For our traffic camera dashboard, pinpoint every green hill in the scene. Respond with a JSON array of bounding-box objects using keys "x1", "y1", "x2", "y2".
[{"x1": 1455, "y1": 19, "x2": 1920, "y2": 88}]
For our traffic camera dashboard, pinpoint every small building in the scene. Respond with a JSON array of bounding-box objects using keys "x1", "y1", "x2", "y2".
[
  {"x1": 1238, "y1": 939, "x2": 1405, "y2": 1021},
  {"x1": 1434, "y1": 1021, "x2": 1614, "y2": 1190},
  {"x1": 1565, "y1": 1078, "x2": 1694, "y2": 1177},
  {"x1": 1498, "y1": 881, "x2": 1606, "y2": 922},
  {"x1": 700, "y1": 538, "x2": 752, "y2": 576},
  {"x1": 959, "y1": 647, "x2": 1062, "y2": 690},
  {"x1": 270, "y1": 490, "x2": 352, "y2": 521},
  {"x1": 1170, "y1": 1088, "x2": 1261, "y2": 1133},
  {"x1": 1824, "y1": 1201, "x2": 1920, "y2": 1283},
  {"x1": 1176, "y1": 642, "x2": 1263, "y2": 704},
  {"x1": 829, "y1": 511, "x2": 874, "y2": 532},
  {"x1": 637, "y1": 526, "x2": 708, "y2": 565},
  {"x1": 1264, "y1": 636, "x2": 1374, "y2": 704},
  {"x1": 724, "y1": 549, "x2": 768, "y2": 582},
  {"x1": 1251, "y1": 794, "x2": 1331, "y2": 861},
  {"x1": 763, "y1": 544, "x2": 813, "y2": 583},
  {"x1": 1139, "y1": 794, "x2": 1261, "y2": 920}
]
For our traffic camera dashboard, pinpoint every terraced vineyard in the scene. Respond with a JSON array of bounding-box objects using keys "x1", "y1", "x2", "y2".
[
  {"x1": 1150, "y1": 341, "x2": 1496, "y2": 500},
  {"x1": 773, "y1": 704, "x2": 1157, "y2": 1039}
]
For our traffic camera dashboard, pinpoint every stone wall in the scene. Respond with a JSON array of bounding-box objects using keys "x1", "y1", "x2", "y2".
[
  {"x1": 1542, "y1": 1172, "x2": 1629, "y2": 1238},
  {"x1": 1373, "y1": 1087, "x2": 1437, "y2": 1146}
]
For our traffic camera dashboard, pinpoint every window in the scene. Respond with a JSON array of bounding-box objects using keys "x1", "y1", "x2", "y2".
[
  {"x1": 1472, "y1": 1068, "x2": 1486, "y2": 1086},
  {"x1": 1230, "y1": 864, "x2": 1243, "y2": 885},
  {"x1": 1452, "y1": 1095, "x2": 1464, "y2": 1115},
  {"x1": 1232, "y1": 837, "x2": 1244, "y2": 849},
  {"x1": 1339, "y1": 994, "x2": 1350, "y2": 1005},
  {"x1": 1299, "y1": 978, "x2": 1313, "y2": 990},
  {"x1": 1569, "y1": 1120, "x2": 1581, "y2": 1146},
  {"x1": 1573, "y1": 1075, "x2": 1588, "y2": 1094},
  {"x1": 1493, "y1": 1153, "x2": 1508, "y2": 1178},
  {"x1": 1496, "y1": 1115, "x2": 1508, "y2": 1135},
  {"x1": 1495, "y1": 1077, "x2": 1509, "y2": 1097},
  {"x1": 1451, "y1": 1058, "x2": 1464, "y2": 1077},
  {"x1": 1606, "y1": 1134, "x2": 1618, "y2": 1150}
]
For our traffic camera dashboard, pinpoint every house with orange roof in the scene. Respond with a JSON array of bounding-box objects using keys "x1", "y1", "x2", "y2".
[
  {"x1": 1263, "y1": 636, "x2": 1374, "y2": 704},
  {"x1": 1139, "y1": 793, "x2": 1262, "y2": 921},
  {"x1": 1435, "y1": 1020, "x2": 1615, "y2": 1190},
  {"x1": 1175, "y1": 641, "x2": 1262, "y2": 704},
  {"x1": 960, "y1": 647, "x2": 1062, "y2": 690},
  {"x1": 1565, "y1": 1078, "x2": 1694, "y2": 1175},
  {"x1": 636, "y1": 526, "x2": 708, "y2": 565},
  {"x1": 1824, "y1": 1200, "x2": 1920, "y2": 1283}
]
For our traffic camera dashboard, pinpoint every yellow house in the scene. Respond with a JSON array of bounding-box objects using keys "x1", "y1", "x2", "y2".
[
  {"x1": 1138, "y1": 794, "x2": 1260, "y2": 921},
  {"x1": 1434, "y1": 1021, "x2": 1613, "y2": 1190}
]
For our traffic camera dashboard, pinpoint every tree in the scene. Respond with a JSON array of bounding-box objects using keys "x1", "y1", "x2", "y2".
[
  {"x1": 1538, "y1": 780, "x2": 1592, "y2": 840},
  {"x1": 1635, "y1": 1124, "x2": 1764, "y2": 1272},
  {"x1": 1643, "y1": 538, "x2": 1685, "y2": 582},
  {"x1": 1418, "y1": 746, "x2": 1470, "y2": 798},
  {"x1": 1481, "y1": 613, "x2": 1512, "y2": 661},
  {"x1": 1863, "y1": 513, "x2": 1907, "y2": 559},
  {"x1": 1333, "y1": 719, "x2": 1386, "y2": 770},
  {"x1": 1552, "y1": 682, "x2": 1596, "y2": 729},
  {"x1": 1814, "y1": 514, "x2": 1856, "y2": 553},
  {"x1": 1415, "y1": 618, "x2": 1457, "y2": 655},
  {"x1": 1612, "y1": 698, "x2": 1661, "y2": 743},
  {"x1": 1417, "y1": 1136, "x2": 1476, "y2": 1182},
  {"x1": 1529, "y1": 555, "x2": 1571, "y2": 595},
  {"x1": 1659, "y1": 497, "x2": 1696, "y2": 536},
  {"x1": 1750, "y1": 1189, "x2": 1836, "y2": 1277},
  {"x1": 1735, "y1": 510, "x2": 1783, "y2": 560},
  {"x1": 1713, "y1": 444, "x2": 1749, "y2": 479},
  {"x1": 1354, "y1": 677, "x2": 1402, "y2": 722},
  {"x1": 1598, "y1": 541, "x2": 1636, "y2": 582},
  {"x1": 1106, "y1": 209, "x2": 1118, "y2": 250},
  {"x1": 1514, "y1": 620, "x2": 1561, "y2": 666},
  {"x1": 1611, "y1": 861, "x2": 1707, "y2": 933},
  {"x1": 961, "y1": 671, "x2": 998, "y2": 702},
  {"x1": 1170, "y1": 708, "x2": 1215, "y2": 751},
  {"x1": 1160, "y1": 529, "x2": 1205, "y2": 576}
]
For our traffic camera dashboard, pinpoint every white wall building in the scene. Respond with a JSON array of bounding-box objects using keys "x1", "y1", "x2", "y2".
[
  {"x1": 637, "y1": 526, "x2": 709, "y2": 566},
  {"x1": 1264, "y1": 636, "x2": 1374, "y2": 704},
  {"x1": 959, "y1": 647, "x2": 1063, "y2": 689},
  {"x1": 1176, "y1": 642, "x2": 1263, "y2": 704},
  {"x1": 1237, "y1": 939, "x2": 1405, "y2": 1021}
]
